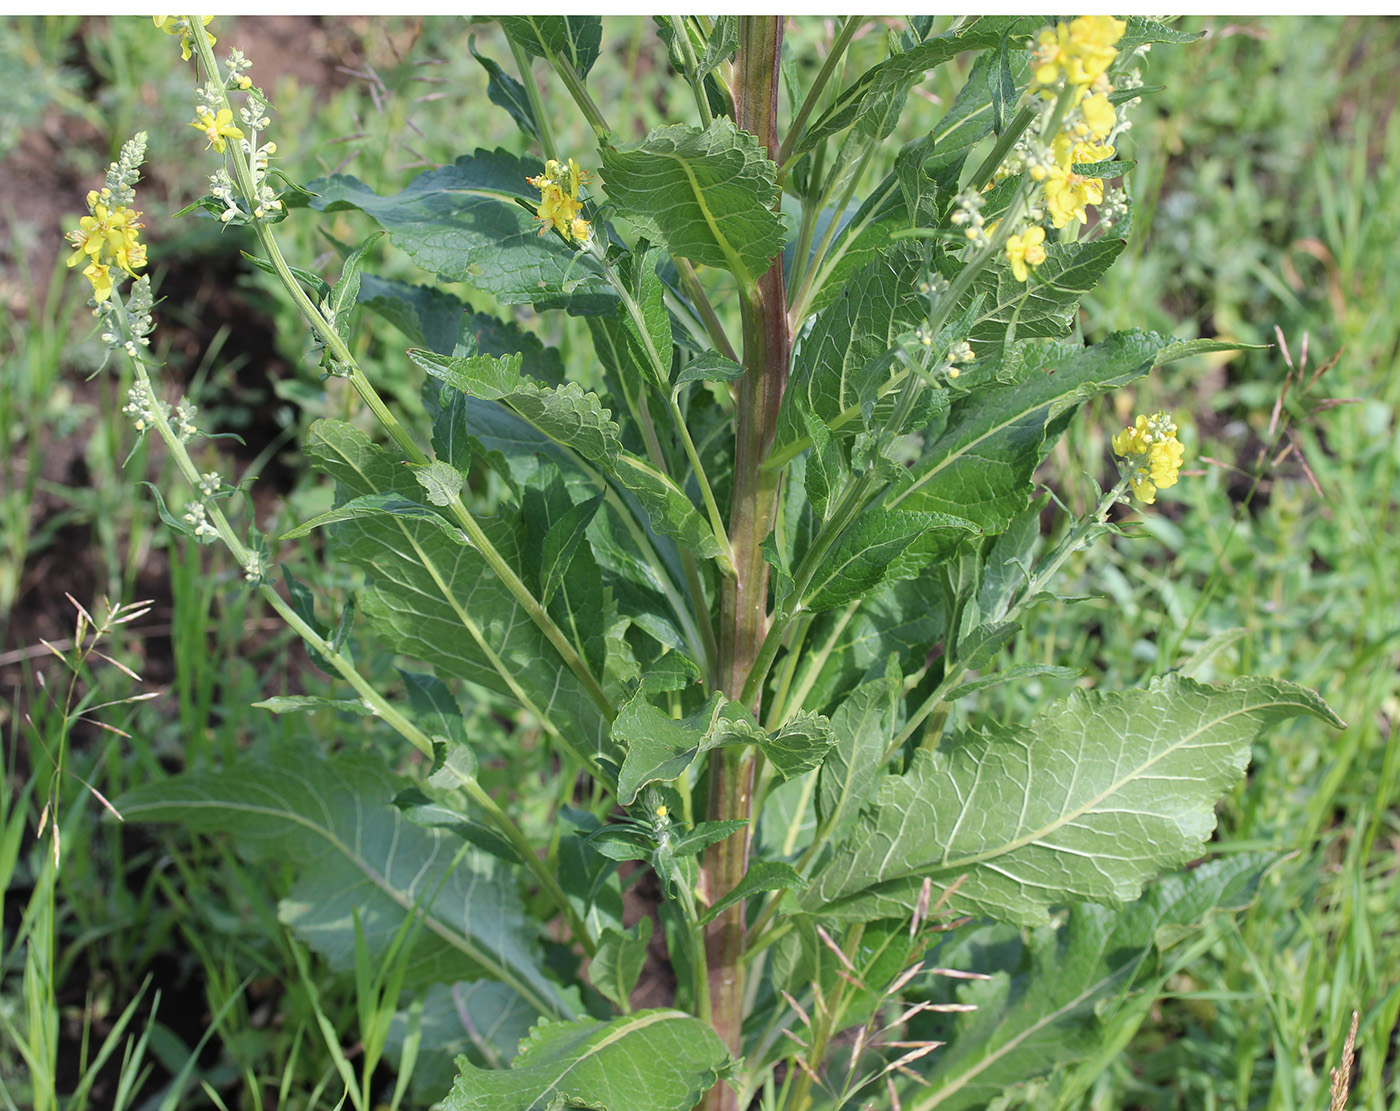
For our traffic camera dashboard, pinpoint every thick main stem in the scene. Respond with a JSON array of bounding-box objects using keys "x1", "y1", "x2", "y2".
[{"x1": 702, "y1": 17, "x2": 788, "y2": 1111}]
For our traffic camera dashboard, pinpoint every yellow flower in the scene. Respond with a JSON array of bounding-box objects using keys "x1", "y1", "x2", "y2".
[
  {"x1": 66, "y1": 192, "x2": 146, "y2": 301},
  {"x1": 81, "y1": 260, "x2": 113, "y2": 303},
  {"x1": 1113, "y1": 412, "x2": 1184, "y2": 504},
  {"x1": 1005, "y1": 225, "x2": 1047, "y2": 282},
  {"x1": 526, "y1": 157, "x2": 592, "y2": 243},
  {"x1": 1042, "y1": 134, "x2": 1106, "y2": 229},
  {"x1": 191, "y1": 106, "x2": 244, "y2": 153},
  {"x1": 1081, "y1": 92, "x2": 1117, "y2": 141},
  {"x1": 1030, "y1": 15, "x2": 1126, "y2": 95},
  {"x1": 154, "y1": 15, "x2": 215, "y2": 61}
]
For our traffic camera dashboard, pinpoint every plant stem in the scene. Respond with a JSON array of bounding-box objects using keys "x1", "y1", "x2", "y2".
[
  {"x1": 670, "y1": 15, "x2": 714, "y2": 128},
  {"x1": 507, "y1": 35, "x2": 559, "y2": 160},
  {"x1": 702, "y1": 17, "x2": 788, "y2": 1110}
]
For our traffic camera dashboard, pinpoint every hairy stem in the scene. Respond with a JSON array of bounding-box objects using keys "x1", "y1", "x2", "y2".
[{"x1": 702, "y1": 17, "x2": 788, "y2": 1110}]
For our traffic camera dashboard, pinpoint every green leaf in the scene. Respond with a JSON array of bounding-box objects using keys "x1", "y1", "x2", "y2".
[
  {"x1": 817, "y1": 658, "x2": 902, "y2": 840},
  {"x1": 802, "y1": 509, "x2": 976, "y2": 613},
  {"x1": 412, "y1": 349, "x2": 722, "y2": 561},
  {"x1": 115, "y1": 746, "x2": 573, "y2": 1018},
  {"x1": 592, "y1": 245, "x2": 673, "y2": 393},
  {"x1": 304, "y1": 420, "x2": 612, "y2": 761},
  {"x1": 801, "y1": 675, "x2": 1341, "y2": 924},
  {"x1": 674, "y1": 351, "x2": 746, "y2": 391},
  {"x1": 590, "y1": 918, "x2": 652, "y2": 1013},
  {"x1": 1119, "y1": 16, "x2": 1205, "y2": 50},
  {"x1": 325, "y1": 230, "x2": 383, "y2": 346},
  {"x1": 277, "y1": 492, "x2": 458, "y2": 542},
  {"x1": 956, "y1": 619, "x2": 1019, "y2": 670},
  {"x1": 976, "y1": 492, "x2": 1047, "y2": 621},
  {"x1": 140, "y1": 481, "x2": 194, "y2": 540},
  {"x1": 950, "y1": 663, "x2": 1079, "y2": 701},
  {"x1": 240, "y1": 251, "x2": 330, "y2": 304},
  {"x1": 699, "y1": 861, "x2": 806, "y2": 927},
  {"x1": 442, "y1": 1009, "x2": 731, "y2": 1111},
  {"x1": 799, "y1": 571, "x2": 946, "y2": 715},
  {"x1": 308, "y1": 153, "x2": 615, "y2": 314},
  {"x1": 894, "y1": 331, "x2": 1175, "y2": 532},
  {"x1": 988, "y1": 32, "x2": 1017, "y2": 135},
  {"x1": 498, "y1": 15, "x2": 602, "y2": 79},
  {"x1": 924, "y1": 41, "x2": 1032, "y2": 194},
  {"x1": 775, "y1": 242, "x2": 928, "y2": 460},
  {"x1": 966, "y1": 238, "x2": 1128, "y2": 348},
  {"x1": 792, "y1": 18, "x2": 1039, "y2": 157},
  {"x1": 400, "y1": 670, "x2": 472, "y2": 749},
  {"x1": 614, "y1": 692, "x2": 730, "y2": 806},
  {"x1": 521, "y1": 466, "x2": 607, "y2": 676},
  {"x1": 358, "y1": 274, "x2": 468, "y2": 354},
  {"x1": 668, "y1": 820, "x2": 748, "y2": 858},
  {"x1": 469, "y1": 35, "x2": 538, "y2": 139},
  {"x1": 599, "y1": 118, "x2": 783, "y2": 287},
  {"x1": 613, "y1": 693, "x2": 822, "y2": 804},
  {"x1": 538, "y1": 491, "x2": 604, "y2": 607},
  {"x1": 278, "y1": 566, "x2": 337, "y2": 674},
  {"x1": 801, "y1": 407, "x2": 843, "y2": 525},
  {"x1": 387, "y1": 981, "x2": 539, "y2": 1099},
  {"x1": 413, "y1": 459, "x2": 465, "y2": 507},
  {"x1": 1152, "y1": 337, "x2": 1272, "y2": 366},
  {"x1": 906, "y1": 855, "x2": 1275, "y2": 1111},
  {"x1": 760, "y1": 713, "x2": 837, "y2": 782}
]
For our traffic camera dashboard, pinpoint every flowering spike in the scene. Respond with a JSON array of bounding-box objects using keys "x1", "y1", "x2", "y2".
[{"x1": 64, "y1": 143, "x2": 148, "y2": 304}]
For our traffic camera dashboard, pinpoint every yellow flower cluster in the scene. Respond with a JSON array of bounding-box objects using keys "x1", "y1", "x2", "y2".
[
  {"x1": 153, "y1": 15, "x2": 214, "y2": 62},
  {"x1": 1039, "y1": 133, "x2": 1115, "y2": 230},
  {"x1": 1112, "y1": 411, "x2": 1185, "y2": 505},
  {"x1": 1003, "y1": 16, "x2": 1128, "y2": 282},
  {"x1": 1030, "y1": 16, "x2": 1126, "y2": 98},
  {"x1": 65, "y1": 189, "x2": 146, "y2": 303},
  {"x1": 526, "y1": 158, "x2": 592, "y2": 245},
  {"x1": 190, "y1": 106, "x2": 244, "y2": 154}
]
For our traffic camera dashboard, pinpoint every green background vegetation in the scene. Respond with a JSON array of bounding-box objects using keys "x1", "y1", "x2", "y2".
[{"x1": 1, "y1": 15, "x2": 1396, "y2": 1111}]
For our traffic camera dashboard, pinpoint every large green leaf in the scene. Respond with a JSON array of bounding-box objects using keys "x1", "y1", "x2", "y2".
[
  {"x1": 816, "y1": 658, "x2": 903, "y2": 840},
  {"x1": 800, "y1": 508, "x2": 977, "y2": 613},
  {"x1": 891, "y1": 330, "x2": 1173, "y2": 532},
  {"x1": 115, "y1": 747, "x2": 573, "y2": 1018},
  {"x1": 387, "y1": 980, "x2": 539, "y2": 1101},
  {"x1": 800, "y1": 675, "x2": 1341, "y2": 923},
  {"x1": 302, "y1": 419, "x2": 612, "y2": 760},
  {"x1": 774, "y1": 242, "x2": 927, "y2": 460},
  {"x1": 799, "y1": 571, "x2": 947, "y2": 715},
  {"x1": 599, "y1": 118, "x2": 783, "y2": 287},
  {"x1": 308, "y1": 152, "x2": 614, "y2": 314},
  {"x1": 411, "y1": 350, "x2": 722, "y2": 562},
  {"x1": 442, "y1": 1010, "x2": 731, "y2": 1111},
  {"x1": 903, "y1": 854, "x2": 1275, "y2": 1111},
  {"x1": 964, "y1": 238, "x2": 1128, "y2": 349}
]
